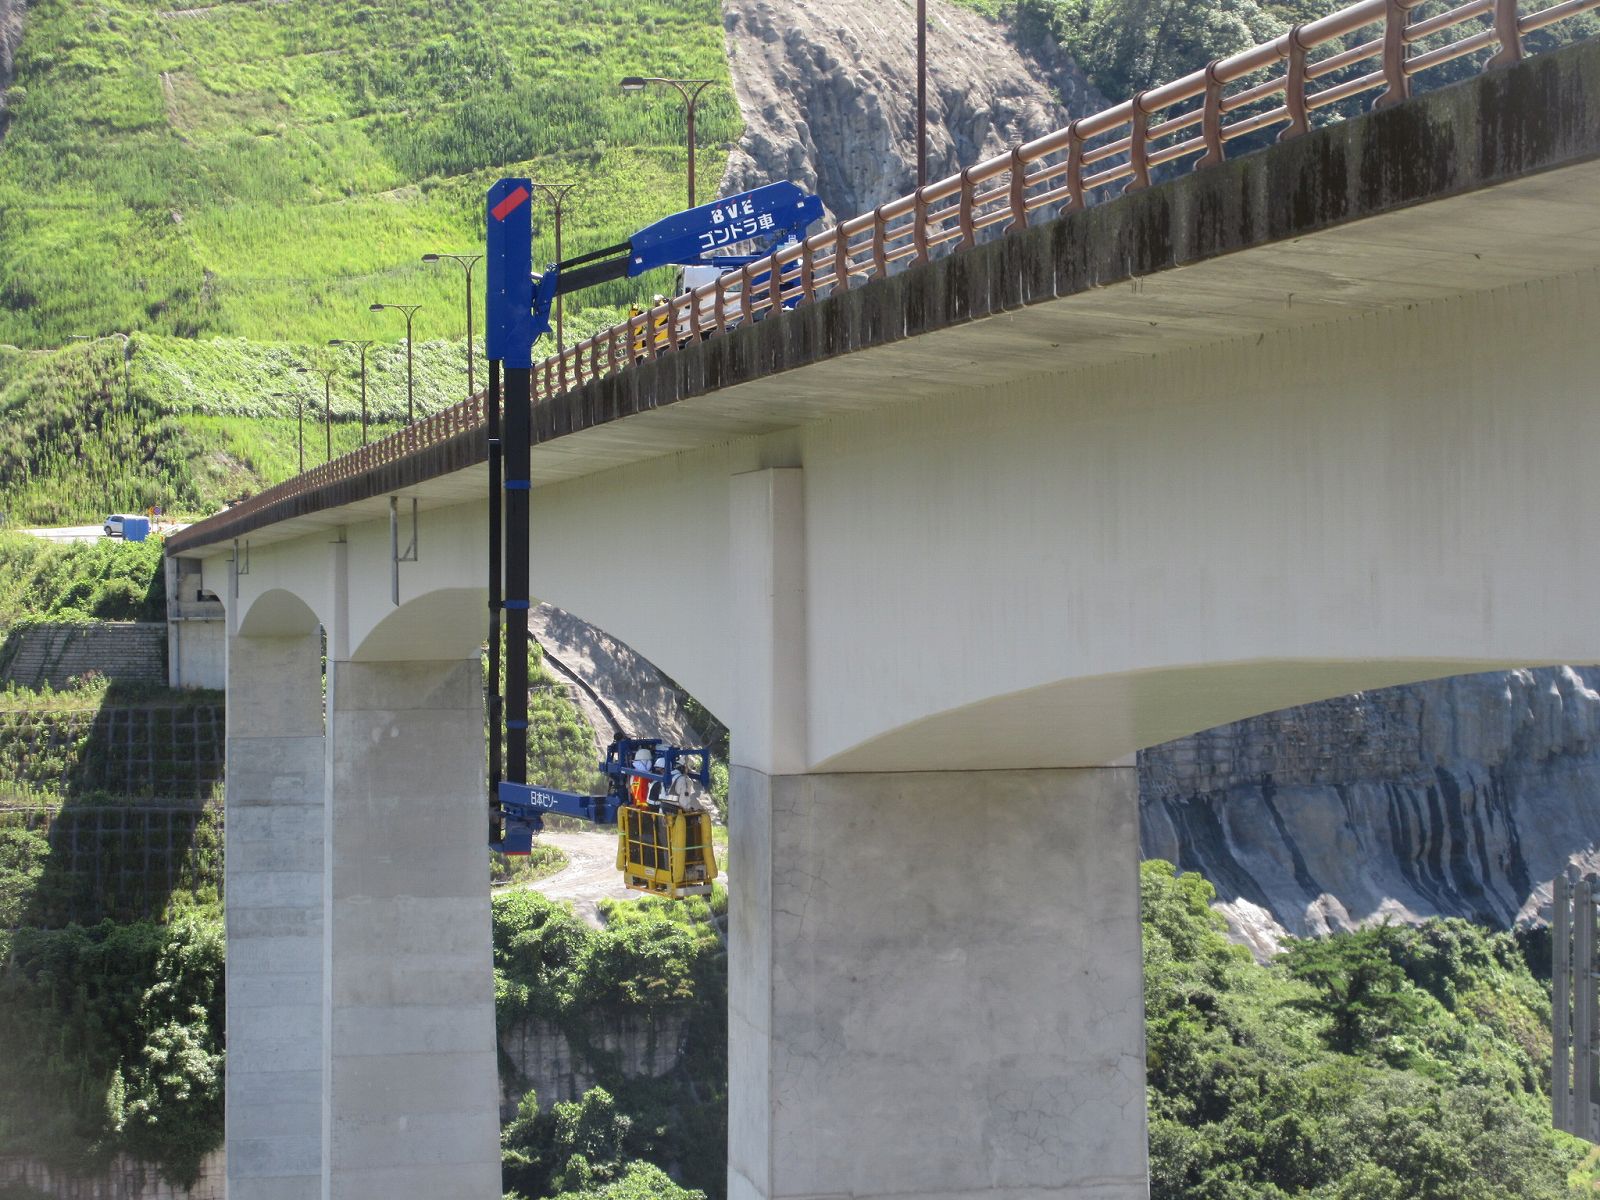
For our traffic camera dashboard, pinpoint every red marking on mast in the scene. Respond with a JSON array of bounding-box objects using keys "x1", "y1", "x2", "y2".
[{"x1": 491, "y1": 186, "x2": 531, "y2": 222}]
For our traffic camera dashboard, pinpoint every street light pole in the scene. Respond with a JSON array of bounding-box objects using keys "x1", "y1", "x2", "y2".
[
  {"x1": 369, "y1": 303, "x2": 423, "y2": 424},
  {"x1": 421, "y1": 253, "x2": 483, "y2": 399},
  {"x1": 619, "y1": 76, "x2": 716, "y2": 209},
  {"x1": 917, "y1": 0, "x2": 928, "y2": 188},
  {"x1": 295, "y1": 366, "x2": 336, "y2": 462},
  {"x1": 328, "y1": 340, "x2": 374, "y2": 444},
  {"x1": 271, "y1": 391, "x2": 304, "y2": 473},
  {"x1": 528, "y1": 182, "x2": 578, "y2": 347}
]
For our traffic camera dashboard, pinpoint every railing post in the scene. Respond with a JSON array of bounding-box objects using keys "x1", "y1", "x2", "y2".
[
  {"x1": 1198, "y1": 61, "x2": 1226, "y2": 168},
  {"x1": 1280, "y1": 26, "x2": 1311, "y2": 141},
  {"x1": 913, "y1": 188, "x2": 930, "y2": 266},
  {"x1": 1488, "y1": 0, "x2": 1523, "y2": 67},
  {"x1": 834, "y1": 224, "x2": 852, "y2": 293},
  {"x1": 1063, "y1": 120, "x2": 1086, "y2": 213},
  {"x1": 715, "y1": 277, "x2": 729, "y2": 334},
  {"x1": 1374, "y1": 0, "x2": 1413, "y2": 109},
  {"x1": 739, "y1": 266, "x2": 754, "y2": 325},
  {"x1": 871, "y1": 206, "x2": 889, "y2": 276},
  {"x1": 1125, "y1": 92, "x2": 1152, "y2": 192},
  {"x1": 660, "y1": 299, "x2": 677, "y2": 355},
  {"x1": 959, "y1": 169, "x2": 977, "y2": 249},
  {"x1": 1006, "y1": 146, "x2": 1028, "y2": 232},
  {"x1": 800, "y1": 239, "x2": 817, "y2": 304}
]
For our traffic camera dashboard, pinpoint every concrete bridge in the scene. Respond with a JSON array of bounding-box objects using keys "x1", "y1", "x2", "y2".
[{"x1": 168, "y1": 18, "x2": 1600, "y2": 1200}]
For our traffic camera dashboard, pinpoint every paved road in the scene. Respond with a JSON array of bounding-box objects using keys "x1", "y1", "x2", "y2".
[
  {"x1": 18, "y1": 522, "x2": 191, "y2": 544},
  {"x1": 508, "y1": 829, "x2": 636, "y2": 926},
  {"x1": 19, "y1": 524, "x2": 111, "y2": 543},
  {"x1": 503, "y1": 827, "x2": 727, "y2": 926}
]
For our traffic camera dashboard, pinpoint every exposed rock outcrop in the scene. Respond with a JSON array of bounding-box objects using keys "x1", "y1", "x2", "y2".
[
  {"x1": 0, "y1": 0, "x2": 22, "y2": 122},
  {"x1": 498, "y1": 1013, "x2": 688, "y2": 1118},
  {"x1": 1141, "y1": 667, "x2": 1600, "y2": 957},
  {"x1": 530, "y1": 603, "x2": 710, "y2": 755},
  {"x1": 719, "y1": 0, "x2": 1104, "y2": 221}
]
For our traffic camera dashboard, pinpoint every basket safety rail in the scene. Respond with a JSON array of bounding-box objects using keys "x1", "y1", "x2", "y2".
[{"x1": 207, "y1": 0, "x2": 1598, "y2": 524}]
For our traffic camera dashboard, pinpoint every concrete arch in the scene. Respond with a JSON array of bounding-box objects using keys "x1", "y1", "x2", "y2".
[
  {"x1": 815, "y1": 656, "x2": 1547, "y2": 773},
  {"x1": 350, "y1": 586, "x2": 488, "y2": 662},
  {"x1": 236, "y1": 587, "x2": 322, "y2": 639}
]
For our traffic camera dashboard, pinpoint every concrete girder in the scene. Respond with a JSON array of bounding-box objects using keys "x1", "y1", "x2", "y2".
[{"x1": 206, "y1": 264, "x2": 1600, "y2": 772}]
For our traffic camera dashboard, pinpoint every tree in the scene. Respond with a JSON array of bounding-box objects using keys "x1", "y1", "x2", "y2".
[{"x1": 1281, "y1": 930, "x2": 1427, "y2": 1056}]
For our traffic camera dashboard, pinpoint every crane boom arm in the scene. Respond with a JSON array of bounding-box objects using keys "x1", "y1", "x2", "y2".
[{"x1": 487, "y1": 179, "x2": 823, "y2": 368}]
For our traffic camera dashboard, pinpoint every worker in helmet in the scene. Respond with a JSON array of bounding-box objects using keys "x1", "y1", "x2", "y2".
[{"x1": 628, "y1": 748, "x2": 652, "y2": 809}]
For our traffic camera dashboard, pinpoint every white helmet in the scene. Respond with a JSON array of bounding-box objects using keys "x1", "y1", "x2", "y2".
[
  {"x1": 654, "y1": 757, "x2": 667, "y2": 771},
  {"x1": 633, "y1": 749, "x2": 651, "y2": 768}
]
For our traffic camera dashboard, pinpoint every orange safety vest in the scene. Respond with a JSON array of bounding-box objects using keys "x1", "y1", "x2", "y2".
[{"x1": 629, "y1": 774, "x2": 650, "y2": 808}]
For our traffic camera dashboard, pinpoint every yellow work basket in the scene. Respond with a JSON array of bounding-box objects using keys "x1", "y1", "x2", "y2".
[{"x1": 617, "y1": 807, "x2": 718, "y2": 899}]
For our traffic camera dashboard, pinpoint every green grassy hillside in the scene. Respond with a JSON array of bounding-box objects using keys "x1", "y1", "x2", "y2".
[
  {"x1": 0, "y1": 0, "x2": 743, "y2": 523},
  {"x1": 0, "y1": 0, "x2": 740, "y2": 349}
]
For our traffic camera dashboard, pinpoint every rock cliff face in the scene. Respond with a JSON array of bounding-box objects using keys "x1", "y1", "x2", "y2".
[
  {"x1": 719, "y1": 0, "x2": 1104, "y2": 221},
  {"x1": 498, "y1": 1013, "x2": 688, "y2": 1118},
  {"x1": 531, "y1": 602, "x2": 709, "y2": 755},
  {"x1": 0, "y1": 0, "x2": 22, "y2": 117},
  {"x1": 1141, "y1": 667, "x2": 1600, "y2": 957}
]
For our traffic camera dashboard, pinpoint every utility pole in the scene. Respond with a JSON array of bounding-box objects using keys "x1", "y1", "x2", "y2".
[
  {"x1": 328, "y1": 339, "x2": 374, "y2": 444},
  {"x1": 369, "y1": 303, "x2": 423, "y2": 423},
  {"x1": 620, "y1": 77, "x2": 716, "y2": 209},
  {"x1": 529, "y1": 183, "x2": 578, "y2": 348},
  {"x1": 917, "y1": 0, "x2": 928, "y2": 188},
  {"x1": 422, "y1": 253, "x2": 483, "y2": 399},
  {"x1": 298, "y1": 366, "x2": 337, "y2": 461}
]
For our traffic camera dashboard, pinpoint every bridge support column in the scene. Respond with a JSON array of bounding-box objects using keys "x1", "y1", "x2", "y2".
[
  {"x1": 726, "y1": 466, "x2": 1148, "y2": 1198},
  {"x1": 322, "y1": 657, "x2": 501, "y2": 1199},
  {"x1": 728, "y1": 766, "x2": 1148, "y2": 1200},
  {"x1": 225, "y1": 628, "x2": 326, "y2": 1199}
]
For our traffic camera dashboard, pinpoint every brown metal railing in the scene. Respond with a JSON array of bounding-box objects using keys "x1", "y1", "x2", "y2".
[{"x1": 210, "y1": 0, "x2": 1597, "y2": 529}]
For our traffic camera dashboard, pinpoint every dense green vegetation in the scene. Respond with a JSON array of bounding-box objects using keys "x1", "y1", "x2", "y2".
[
  {"x1": 0, "y1": 0, "x2": 738, "y2": 350},
  {"x1": 0, "y1": 0, "x2": 743, "y2": 521},
  {"x1": 1011, "y1": 0, "x2": 1600, "y2": 112},
  {"x1": 0, "y1": 915, "x2": 224, "y2": 1184},
  {"x1": 0, "y1": 534, "x2": 165, "y2": 625},
  {"x1": 495, "y1": 889, "x2": 728, "y2": 1199},
  {"x1": 1142, "y1": 862, "x2": 1582, "y2": 1199}
]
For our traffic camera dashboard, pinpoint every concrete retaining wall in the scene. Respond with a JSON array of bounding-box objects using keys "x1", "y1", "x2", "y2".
[
  {"x1": 0, "y1": 1151, "x2": 223, "y2": 1200},
  {"x1": 0, "y1": 623, "x2": 167, "y2": 690}
]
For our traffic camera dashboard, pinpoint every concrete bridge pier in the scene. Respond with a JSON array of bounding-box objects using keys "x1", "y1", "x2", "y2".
[
  {"x1": 727, "y1": 469, "x2": 1149, "y2": 1199},
  {"x1": 224, "y1": 549, "x2": 503, "y2": 1199},
  {"x1": 224, "y1": 623, "x2": 326, "y2": 1198},
  {"x1": 321, "y1": 644, "x2": 502, "y2": 1198}
]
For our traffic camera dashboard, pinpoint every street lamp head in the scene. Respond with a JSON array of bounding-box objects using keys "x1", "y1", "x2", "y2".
[
  {"x1": 328, "y1": 339, "x2": 345, "y2": 346},
  {"x1": 370, "y1": 303, "x2": 386, "y2": 312},
  {"x1": 620, "y1": 76, "x2": 648, "y2": 92},
  {"x1": 421, "y1": 254, "x2": 440, "y2": 264}
]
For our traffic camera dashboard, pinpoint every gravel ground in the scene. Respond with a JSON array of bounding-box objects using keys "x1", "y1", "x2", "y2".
[{"x1": 505, "y1": 827, "x2": 727, "y2": 927}]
